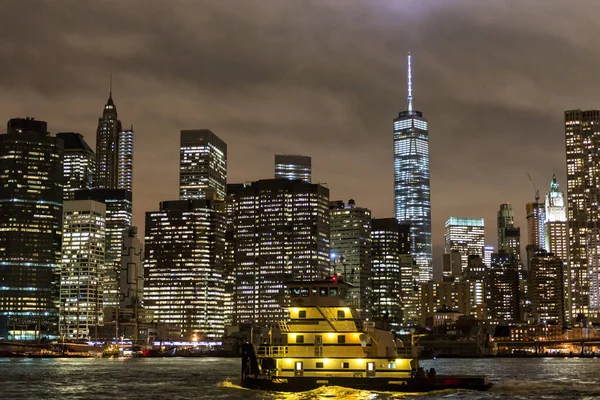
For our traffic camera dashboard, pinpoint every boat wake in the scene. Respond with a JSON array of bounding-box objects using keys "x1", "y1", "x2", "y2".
[
  {"x1": 493, "y1": 379, "x2": 600, "y2": 396},
  {"x1": 216, "y1": 379, "x2": 248, "y2": 390}
]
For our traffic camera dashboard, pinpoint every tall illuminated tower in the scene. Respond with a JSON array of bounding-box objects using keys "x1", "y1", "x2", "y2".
[
  {"x1": 180, "y1": 130, "x2": 227, "y2": 200},
  {"x1": 565, "y1": 109, "x2": 600, "y2": 317},
  {"x1": 0, "y1": 118, "x2": 64, "y2": 339},
  {"x1": 95, "y1": 86, "x2": 134, "y2": 191},
  {"x1": 544, "y1": 174, "x2": 569, "y2": 320},
  {"x1": 393, "y1": 53, "x2": 432, "y2": 282}
]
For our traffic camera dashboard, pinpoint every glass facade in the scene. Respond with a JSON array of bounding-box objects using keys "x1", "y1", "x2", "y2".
[
  {"x1": 179, "y1": 130, "x2": 227, "y2": 200},
  {"x1": 59, "y1": 200, "x2": 105, "y2": 339},
  {"x1": 229, "y1": 179, "x2": 330, "y2": 325},
  {"x1": 56, "y1": 132, "x2": 95, "y2": 201},
  {"x1": 393, "y1": 55, "x2": 432, "y2": 282},
  {"x1": 0, "y1": 118, "x2": 64, "y2": 339},
  {"x1": 94, "y1": 94, "x2": 133, "y2": 191},
  {"x1": 144, "y1": 199, "x2": 226, "y2": 340},
  {"x1": 274, "y1": 154, "x2": 311, "y2": 183},
  {"x1": 565, "y1": 109, "x2": 599, "y2": 317},
  {"x1": 329, "y1": 200, "x2": 371, "y2": 320},
  {"x1": 74, "y1": 189, "x2": 132, "y2": 309},
  {"x1": 444, "y1": 217, "x2": 485, "y2": 272}
]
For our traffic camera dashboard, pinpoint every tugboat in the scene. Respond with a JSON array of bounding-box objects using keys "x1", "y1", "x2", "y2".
[{"x1": 241, "y1": 277, "x2": 492, "y2": 392}]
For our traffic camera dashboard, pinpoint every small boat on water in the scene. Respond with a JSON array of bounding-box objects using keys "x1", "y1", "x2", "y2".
[{"x1": 241, "y1": 277, "x2": 492, "y2": 392}]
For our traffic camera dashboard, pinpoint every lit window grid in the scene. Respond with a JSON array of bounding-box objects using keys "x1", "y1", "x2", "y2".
[
  {"x1": 59, "y1": 205, "x2": 105, "y2": 339},
  {"x1": 393, "y1": 115, "x2": 432, "y2": 282},
  {"x1": 144, "y1": 204, "x2": 226, "y2": 340}
]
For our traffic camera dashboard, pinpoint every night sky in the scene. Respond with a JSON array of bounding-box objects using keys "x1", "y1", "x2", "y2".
[{"x1": 2, "y1": 1, "x2": 598, "y2": 274}]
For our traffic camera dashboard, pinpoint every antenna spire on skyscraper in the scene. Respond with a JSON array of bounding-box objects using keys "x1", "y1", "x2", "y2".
[
  {"x1": 109, "y1": 70, "x2": 113, "y2": 98},
  {"x1": 407, "y1": 52, "x2": 413, "y2": 112}
]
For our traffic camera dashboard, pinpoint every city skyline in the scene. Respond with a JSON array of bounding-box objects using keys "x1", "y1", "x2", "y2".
[{"x1": 2, "y1": 1, "x2": 596, "y2": 273}]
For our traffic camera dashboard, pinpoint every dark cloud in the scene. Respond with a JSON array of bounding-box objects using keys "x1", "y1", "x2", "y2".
[{"x1": 1, "y1": 0, "x2": 598, "y2": 273}]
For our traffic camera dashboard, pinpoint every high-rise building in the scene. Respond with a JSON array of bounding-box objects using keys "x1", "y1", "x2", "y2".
[
  {"x1": 230, "y1": 179, "x2": 330, "y2": 325},
  {"x1": 529, "y1": 250, "x2": 564, "y2": 325},
  {"x1": 486, "y1": 260, "x2": 520, "y2": 323},
  {"x1": 442, "y1": 251, "x2": 462, "y2": 281},
  {"x1": 0, "y1": 118, "x2": 64, "y2": 339},
  {"x1": 94, "y1": 91, "x2": 133, "y2": 191},
  {"x1": 59, "y1": 200, "x2": 105, "y2": 339},
  {"x1": 74, "y1": 189, "x2": 132, "y2": 308},
  {"x1": 118, "y1": 127, "x2": 134, "y2": 191},
  {"x1": 565, "y1": 110, "x2": 600, "y2": 316},
  {"x1": 419, "y1": 281, "x2": 472, "y2": 325},
  {"x1": 526, "y1": 200, "x2": 546, "y2": 271},
  {"x1": 179, "y1": 130, "x2": 227, "y2": 200},
  {"x1": 145, "y1": 199, "x2": 226, "y2": 340},
  {"x1": 56, "y1": 132, "x2": 95, "y2": 200},
  {"x1": 544, "y1": 175, "x2": 569, "y2": 320},
  {"x1": 393, "y1": 53, "x2": 432, "y2": 282},
  {"x1": 497, "y1": 203, "x2": 514, "y2": 251},
  {"x1": 483, "y1": 246, "x2": 494, "y2": 267},
  {"x1": 526, "y1": 200, "x2": 546, "y2": 250},
  {"x1": 120, "y1": 226, "x2": 143, "y2": 310},
  {"x1": 444, "y1": 217, "x2": 485, "y2": 271},
  {"x1": 371, "y1": 218, "x2": 410, "y2": 328},
  {"x1": 330, "y1": 200, "x2": 371, "y2": 319},
  {"x1": 274, "y1": 154, "x2": 311, "y2": 183}
]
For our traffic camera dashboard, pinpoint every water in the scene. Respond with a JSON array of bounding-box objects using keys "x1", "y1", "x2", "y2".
[{"x1": 1, "y1": 357, "x2": 599, "y2": 399}]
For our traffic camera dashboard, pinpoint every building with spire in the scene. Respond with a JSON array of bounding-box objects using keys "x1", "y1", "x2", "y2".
[
  {"x1": 544, "y1": 175, "x2": 569, "y2": 320},
  {"x1": 393, "y1": 53, "x2": 432, "y2": 282},
  {"x1": 94, "y1": 83, "x2": 134, "y2": 192}
]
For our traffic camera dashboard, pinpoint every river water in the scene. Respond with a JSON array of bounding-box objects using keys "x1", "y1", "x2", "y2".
[{"x1": 1, "y1": 357, "x2": 599, "y2": 399}]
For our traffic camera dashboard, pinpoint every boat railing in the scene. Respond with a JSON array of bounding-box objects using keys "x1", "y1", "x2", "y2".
[
  {"x1": 256, "y1": 345, "x2": 289, "y2": 358},
  {"x1": 278, "y1": 321, "x2": 290, "y2": 333}
]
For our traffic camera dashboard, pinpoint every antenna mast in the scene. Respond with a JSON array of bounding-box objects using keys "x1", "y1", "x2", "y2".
[{"x1": 407, "y1": 52, "x2": 413, "y2": 112}]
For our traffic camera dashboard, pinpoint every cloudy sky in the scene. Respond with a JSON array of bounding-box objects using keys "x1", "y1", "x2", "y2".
[{"x1": 2, "y1": 0, "x2": 599, "y2": 272}]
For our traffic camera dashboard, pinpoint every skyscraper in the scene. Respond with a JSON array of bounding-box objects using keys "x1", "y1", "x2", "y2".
[
  {"x1": 486, "y1": 258, "x2": 520, "y2": 322},
  {"x1": 120, "y1": 226, "x2": 144, "y2": 310},
  {"x1": 230, "y1": 179, "x2": 330, "y2": 324},
  {"x1": 59, "y1": 200, "x2": 105, "y2": 339},
  {"x1": 94, "y1": 91, "x2": 133, "y2": 191},
  {"x1": 483, "y1": 246, "x2": 494, "y2": 267},
  {"x1": 444, "y1": 217, "x2": 485, "y2": 271},
  {"x1": 274, "y1": 154, "x2": 311, "y2": 183},
  {"x1": 526, "y1": 200, "x2": 546, "y2": 250},
  {"x1": 529, "y1": 250, "x2": 564, "y2": 325},
  {"x1": 179, "y1": 130, "x2": 227, "y2": 200},
  {"x1": 145, "y1": 199, "x2": 226, "y2": 340},
  {"x1": 565, "y1": 109, "x2": 600, "y2": 316},
  {"x1": 393, "y1": 53, "x2": 432, "y2": 282},
  {"x1": 330, "y1": 200, "x2": 371, "y2": 320},
  {"x1": 74, "y1": 189, "x2": 132, "y2": 308},
  {"x1": 0, "y1": 118, "x2": 64, "y2": 338},
  {"x1": 371, "y1": 218, "x2": 409, "y2": 328},
  {"x1": 56, "y1": 132, "x2": 95, "y2": 200},
  {"x1": 544, "y1": 175, "x2": 569, "y2": 320},
  {"x1": 497, "y1": 203, "x2": 514, "y2": 251}
]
